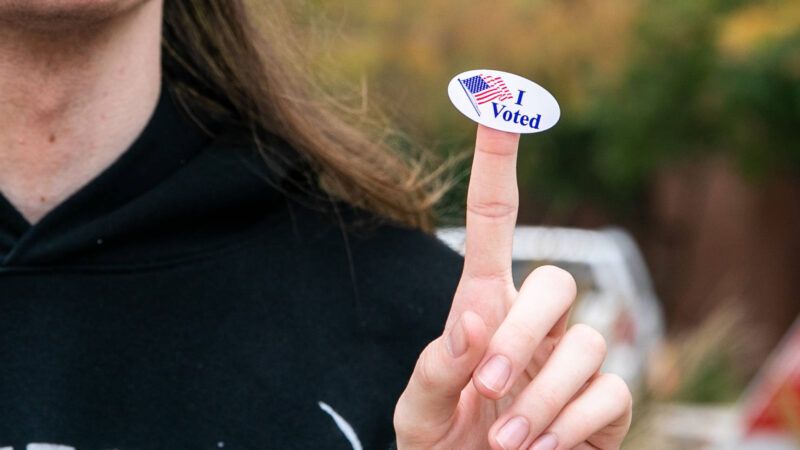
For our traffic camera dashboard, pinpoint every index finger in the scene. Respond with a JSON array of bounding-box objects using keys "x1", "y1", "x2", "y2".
[{"x1": 462, "y1": 124, "x2": 520, "y2": 282}]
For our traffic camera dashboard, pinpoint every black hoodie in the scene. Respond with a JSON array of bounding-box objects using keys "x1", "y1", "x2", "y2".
[{"x1": 0, "y1": 84, "x2": 463, "y2": 450}]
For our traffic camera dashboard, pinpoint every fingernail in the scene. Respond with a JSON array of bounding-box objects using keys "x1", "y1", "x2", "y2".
[
  {"x1": 529, "y1": 433, "x2": 558, "y2": 450},
  {"x1": 445, "y1": 318, "x2": 468, "y2": 358},
  {"x1": 477, "y1": 354, "x2": 511, "y2": 393},
  {"x1": 495, "y1": 416, "x2": 529, "y2": 450}
]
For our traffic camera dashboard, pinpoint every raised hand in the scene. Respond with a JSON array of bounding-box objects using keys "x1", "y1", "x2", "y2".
[{"x1": 394, "y1": 125, "x2": 632, "y2": 450}]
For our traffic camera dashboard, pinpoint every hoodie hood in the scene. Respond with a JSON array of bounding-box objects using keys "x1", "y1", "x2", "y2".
[{"x1": 0, "y1": 83, "x2": 293, "y2": 269}]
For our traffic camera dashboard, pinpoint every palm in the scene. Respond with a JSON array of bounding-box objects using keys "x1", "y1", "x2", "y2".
[{"x1": 451, "y1": 373, "x2": 536, "y2": 446}]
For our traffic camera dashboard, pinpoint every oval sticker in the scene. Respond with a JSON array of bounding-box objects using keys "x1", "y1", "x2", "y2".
[{"x1": 447, "y1": 69, "x2": 560, "y2": 134}]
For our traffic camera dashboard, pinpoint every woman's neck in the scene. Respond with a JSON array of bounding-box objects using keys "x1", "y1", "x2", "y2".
[{"x1": 0, "y1": 0, "x2": 163, "y2": 224}]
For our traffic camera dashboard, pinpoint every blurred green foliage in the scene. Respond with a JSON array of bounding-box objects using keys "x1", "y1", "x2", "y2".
[
  {"x1": 676, "y1": 350, "x2": 744, "y2": 403},
  {"x1": 296, "y1": 0, "x2": 800, "y2": 217}
]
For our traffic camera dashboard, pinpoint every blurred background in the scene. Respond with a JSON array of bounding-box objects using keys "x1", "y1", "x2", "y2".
[{"x1": 283, "y1": 0, "x2": 800, "y2": 447}]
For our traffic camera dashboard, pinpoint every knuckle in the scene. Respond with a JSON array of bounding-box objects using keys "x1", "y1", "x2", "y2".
[
  {"x1": 569, "y1": 324, "x2": 608, "y2": 359},
  {"x1": 496, "y1": 321, "x2": 540, "y2": 359},
  {"x1": 530, "y1": 265, "x2": 577, "y2": 298},
  {"x1": 533, "y1": 388, "x2": 564, "y2": 416},
  {"x1": 600, "y1": 373, "x2": 633, "y2": 413},
  {"x1": 504, "y1": 388, "x2": 562, "y2": 438},
  {"x1": 475, "y1": 135, "x2": 518, "y2": 156},
  {"x1": 392, "y1": 396, "x2": 418, "y2": 438},
  {"x1": 461, "y1": 266, "x2": 514, "y2": 285},
  {"x1": 413, "y1": 342, "x2": 443, "y2": 391},
  {"x1": 467, "y1": 200, "x2": 517, "y2": 220}
]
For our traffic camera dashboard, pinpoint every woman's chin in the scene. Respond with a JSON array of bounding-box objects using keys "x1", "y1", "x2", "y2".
[{"x1": 0, "y1": 0, "x2": 153, "y2": 30}]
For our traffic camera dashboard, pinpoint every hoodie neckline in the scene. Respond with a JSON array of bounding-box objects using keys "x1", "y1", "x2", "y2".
[{"x1": 0, "y1": 81, "x2": 212, "y2": 267}]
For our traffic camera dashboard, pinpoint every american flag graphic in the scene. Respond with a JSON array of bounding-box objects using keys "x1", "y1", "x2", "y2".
[{"x1": 461, "y1": 74, "x2": 514, "y2": 105}]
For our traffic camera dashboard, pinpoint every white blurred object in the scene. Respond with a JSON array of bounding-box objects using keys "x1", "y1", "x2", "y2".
[{"x1": 437, "y1": 226, "x2": 665, "y2": 391}]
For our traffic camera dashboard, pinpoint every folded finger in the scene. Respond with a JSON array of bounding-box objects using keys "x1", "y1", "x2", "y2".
[
  {"x1": 472, "y1": 265, "x2": 577, "y2": 399},
  {"x1": 533, "y1": 373, "x2": 633, "y2": 450},
  {"x1": 487, "y1": 324, "x2": 607, "y2": 450}
]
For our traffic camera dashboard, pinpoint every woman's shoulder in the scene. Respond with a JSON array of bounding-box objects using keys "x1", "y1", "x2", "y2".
[
  {"x1": 347, "y1": 209, "x2": 462, "y2": 326},
  {"x1": 283, "y1": 196, "x2": 462, "y2": 339},
  {"x1": 338, "y1": 204, "x2": 462, "y2": 364}
]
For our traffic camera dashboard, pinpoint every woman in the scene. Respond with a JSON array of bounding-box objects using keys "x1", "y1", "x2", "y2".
[{"x1": 0, "y1": 1, "x2": 632, "y2": 449}]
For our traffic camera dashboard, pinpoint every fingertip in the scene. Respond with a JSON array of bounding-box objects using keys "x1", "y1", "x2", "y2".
[
  {"x1": 476, "y1": 124, "x2": 521, "y2": 144},
  {"x1": 472, "y1": 369, "x2": 509, "y2": 401}
]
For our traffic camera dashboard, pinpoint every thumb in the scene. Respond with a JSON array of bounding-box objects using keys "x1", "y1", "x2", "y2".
[{"x1": 394, "y1": 311, "x2": 489, "y2": 437}]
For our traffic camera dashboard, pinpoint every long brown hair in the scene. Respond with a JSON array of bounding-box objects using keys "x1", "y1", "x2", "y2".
[{"x1": 161, "y1": 1, "x2": 451, "y2": 232}]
